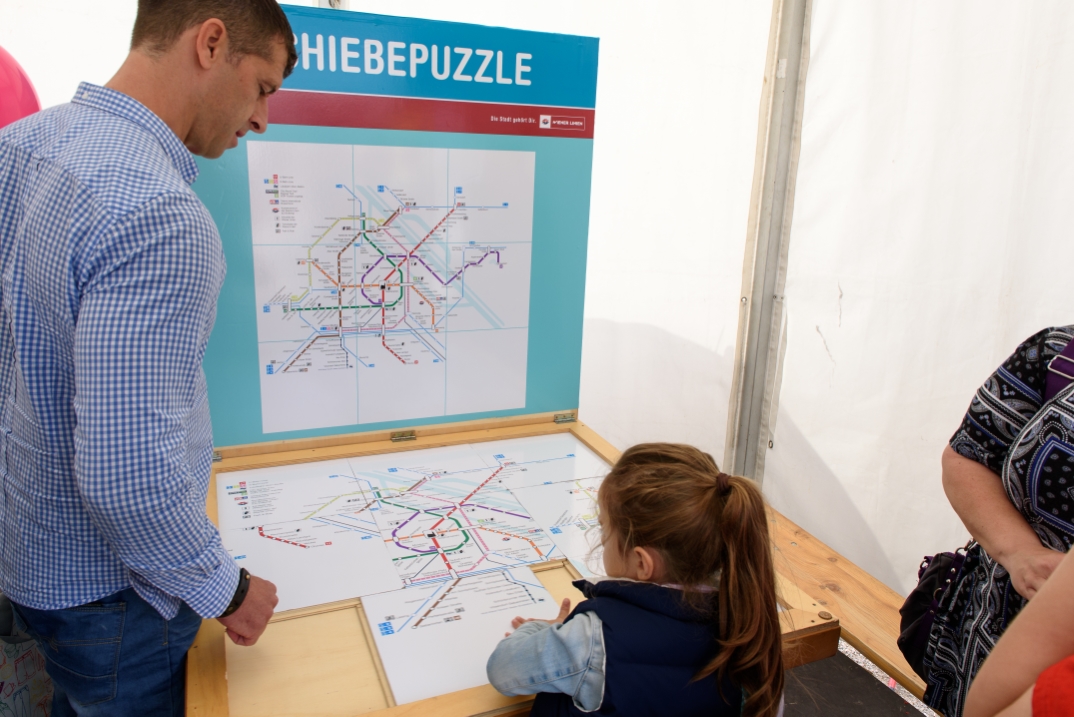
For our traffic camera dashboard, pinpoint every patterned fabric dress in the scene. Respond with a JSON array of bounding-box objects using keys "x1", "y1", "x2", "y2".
[{"x1": 924, "y1": 326, "x2": 1074, "y2": 716}]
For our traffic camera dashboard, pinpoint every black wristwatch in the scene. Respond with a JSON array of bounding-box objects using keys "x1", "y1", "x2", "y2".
[{"x1": 220, "y1": 568, "x2": 252, "y2": 618}]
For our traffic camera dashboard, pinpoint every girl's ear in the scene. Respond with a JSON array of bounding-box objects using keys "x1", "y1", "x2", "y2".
[{"x1": 631, "y1": 546, "x2": 666, "y2": 582}]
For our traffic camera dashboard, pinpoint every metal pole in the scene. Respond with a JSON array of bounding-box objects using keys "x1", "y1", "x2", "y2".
[{"x1": 724, "y1": 0, "x2": 812, "y2": 482}]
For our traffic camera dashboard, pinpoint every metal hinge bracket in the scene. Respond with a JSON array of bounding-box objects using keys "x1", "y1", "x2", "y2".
[
  {"x1": 212, "y1": 451, "x2": 222, "y2": 463},
  {"x1": 391, "y1": 430, "x2": 417, "y2": 442},
  {"x1": 553, "y1": 413, "x2": 577, "y2": 424}
]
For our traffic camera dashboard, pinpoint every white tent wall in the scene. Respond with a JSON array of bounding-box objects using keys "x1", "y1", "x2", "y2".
[
  {"x1": 763, "y1": 0, "x2": 1074, "y2": 593},
  {"x1": 0, "y1": 1, "x2": 133, "y2": 109},
  {"x1": 0, "y1": 0, "x2": 772, "y2": 461}
]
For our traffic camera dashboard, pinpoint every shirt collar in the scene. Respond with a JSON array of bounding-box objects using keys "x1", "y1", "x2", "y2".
[
  {"x1": 71, "y1": 82, "x2": 199, "y2": 185},
  {"x1": 587, "y1": 574, "x2": 720, "y2": 591}
]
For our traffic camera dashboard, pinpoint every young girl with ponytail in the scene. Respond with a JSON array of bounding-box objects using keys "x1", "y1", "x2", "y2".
[{"x1": 487, "y1": 443, "x2": 784, "y2": 717}]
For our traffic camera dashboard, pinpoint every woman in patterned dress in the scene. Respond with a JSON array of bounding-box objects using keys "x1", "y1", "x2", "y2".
[{"x1": 924, "y1": 326, "x2": 1074, "y2": 716}]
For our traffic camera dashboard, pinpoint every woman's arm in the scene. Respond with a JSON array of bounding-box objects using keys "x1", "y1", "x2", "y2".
[
  {"x1": 991, "y1": 687, "x2": 1032, "y2": 717},
  {"x1": 941, "y1": 445, "x2": 1062, "y2": 599},
  {"x1": 964, "y1": 549, "x2": 1074, "y2": 717}
]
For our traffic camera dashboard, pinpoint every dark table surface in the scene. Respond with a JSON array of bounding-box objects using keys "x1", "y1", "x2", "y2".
[{"x1": 784, "y1": 652, "x2": 924, "y2": 716}]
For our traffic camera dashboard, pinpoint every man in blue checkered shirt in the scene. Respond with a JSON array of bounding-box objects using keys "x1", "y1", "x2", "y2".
[{"x1": 0, "y1": 2, "x2": 297, "y2": 714}]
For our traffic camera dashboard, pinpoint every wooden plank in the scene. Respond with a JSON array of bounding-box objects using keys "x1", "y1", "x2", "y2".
[
  {"x1": 780, "y1": 609, "x2": 840, "y2": 670},
  {"x1": 215, "y1": 411, "x2": 576, "y2": 461},
  {"x1": 268, "y1": 597, "x2": 361, "y2": 624},
  {"x1": 357, "y1": 601, "x2": 395, "y2": 709},
  {"x1": 769, "y1": 509, "x2": 924, "y2": 697},
  {"x1": 215, "y1": 421, "x2": 574, "y2": 473},
  {"x1": 186, "y1": 619, "x2": 229, "y2": 717},
  {"x1": 569, "y1": 422, "x2": 621, "y2": 465},
  {"x1": 364, "y1": 685, "x2": 530, "y2": 717},
  {"x1": 526, "y1": 560, "x2": 585, "y2": 612},
  {"x1": 225, "y1": 607, "x2": 391, "y2": 717}
]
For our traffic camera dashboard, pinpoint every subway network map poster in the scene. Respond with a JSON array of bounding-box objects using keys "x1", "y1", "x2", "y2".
[{"x1": 196, "y1": 7, "x2": 598, "y2": 447}]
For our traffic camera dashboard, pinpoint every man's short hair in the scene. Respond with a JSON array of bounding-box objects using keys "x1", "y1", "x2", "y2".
[{"x1": 132, "y1": 0, "x2": 298, "y2": 77}]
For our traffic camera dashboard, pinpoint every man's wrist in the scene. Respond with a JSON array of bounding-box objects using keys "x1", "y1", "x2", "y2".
[{"x1": 219, "y1": 568, "x2": 251, "y2": 618}]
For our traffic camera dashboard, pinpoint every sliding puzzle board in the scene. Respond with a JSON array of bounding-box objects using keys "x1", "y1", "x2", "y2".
[
  {"x1": 248, "y1": 142, "x2": 535, "y2": 434},
  {"x1": 195, "y1": 6, "x2": 600, "y2": 450},
  {"x1": 217, "y1": 433, "x2": 609, "y2": 703}
]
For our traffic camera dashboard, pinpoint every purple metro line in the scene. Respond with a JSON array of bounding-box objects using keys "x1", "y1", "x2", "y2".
[{"x1": 278, "y1": 198, "x2": 508, "y2": 373}]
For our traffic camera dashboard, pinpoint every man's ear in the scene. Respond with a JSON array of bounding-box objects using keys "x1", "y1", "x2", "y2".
[{"x1": 195, "y1": 19, "x2": 228, "y2": 70}]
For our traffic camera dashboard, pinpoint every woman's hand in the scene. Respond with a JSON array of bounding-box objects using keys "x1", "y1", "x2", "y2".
[
  {"x1": 942, "y1": 446, "x2": 1058, "y2": 597},
  {"x1": 1001, "y1": 546, "x2": 1064, "y2": 600},
  {"x1": 504, "y1": 598, "x2": 571, "y2": 636}
]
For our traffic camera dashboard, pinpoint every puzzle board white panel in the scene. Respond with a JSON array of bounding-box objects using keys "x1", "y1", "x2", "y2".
[{"x1": 362, "y1": 567, "x2": 558, "y2": 704}]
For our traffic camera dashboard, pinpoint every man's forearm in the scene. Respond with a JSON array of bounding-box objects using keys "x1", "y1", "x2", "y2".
[{"x1": 79, "y1": 487, "x2": 241, "y2": 617}]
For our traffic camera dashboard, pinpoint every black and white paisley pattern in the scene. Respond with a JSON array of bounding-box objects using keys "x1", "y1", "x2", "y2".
[{"x1": 923, "y1": 326, "x2": 1074, "y2": 716}]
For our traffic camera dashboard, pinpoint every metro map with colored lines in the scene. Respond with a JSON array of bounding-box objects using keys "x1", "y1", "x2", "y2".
[
  {"x1": 216, "y1": 434, "x2": 610, "y2": 702},
  {"x1": 216, "y1": 434, "x2": 610, "y2": 610},
  {"x1": 248, "y1": 141, "x2": 534, "y2": 434},
  {"x1": 368, "y1": 461, "x2": 556, "y2": 584}
]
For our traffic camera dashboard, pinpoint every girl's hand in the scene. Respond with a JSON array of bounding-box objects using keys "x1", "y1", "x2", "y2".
[{"x1": 503, "y1": 598, "x2": 571, "y2": 636}]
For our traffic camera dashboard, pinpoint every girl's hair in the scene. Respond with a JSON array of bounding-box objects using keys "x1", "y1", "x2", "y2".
[{"x1": 598, "y1": 443, "x2": 783, "y2": 717}]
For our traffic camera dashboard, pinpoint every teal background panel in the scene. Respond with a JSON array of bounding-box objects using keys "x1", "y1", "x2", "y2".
[{"x1": 194, "y1": 125, "x2": 592, "y2": 448}]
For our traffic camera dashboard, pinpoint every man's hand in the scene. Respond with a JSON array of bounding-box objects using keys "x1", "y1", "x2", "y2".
[
  {"x1": 217, "y1": 575, "x2": 278, "y2": 646},
  {"x1": 504, "y1": 598, "x2": 571, "y2": 637},
  {"x1": 1002, "y1": 546, "x2": 1064, "y2": 600}
]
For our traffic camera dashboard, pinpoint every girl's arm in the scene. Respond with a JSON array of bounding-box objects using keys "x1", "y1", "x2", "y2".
[
  {"x1": 486, "y1": 610, "x2": 606, "y2": 711},
  {"x1": 941, "y1": 446, "x2": 1062, "y2": 599},
  {"x1": 964, "y1": 548, "x2": 1074, "y2": 717}
]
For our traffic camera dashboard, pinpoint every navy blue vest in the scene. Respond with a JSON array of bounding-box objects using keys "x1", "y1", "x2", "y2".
[{"x1": 530, "y1": 579, "x2": 742, "y2": 717}]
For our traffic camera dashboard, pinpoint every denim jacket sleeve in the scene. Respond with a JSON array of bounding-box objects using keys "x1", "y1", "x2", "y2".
[{"x1": 486, "y1": 612, "x2": 607, "y2": 712}]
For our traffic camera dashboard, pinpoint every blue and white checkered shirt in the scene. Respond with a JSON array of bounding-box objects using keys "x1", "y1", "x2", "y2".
[{"x1": 0, "y1": 83, "x2": 238, "y2": 619}]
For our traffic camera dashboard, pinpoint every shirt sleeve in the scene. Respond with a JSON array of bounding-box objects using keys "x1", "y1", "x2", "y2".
[
  {"x1": 1033, "y1": 654, "x2": 1074, "y2": 717},
  {"x1": 72, "y1": 193, "x2": 238, "y2": 618},
  {"x1": 949, "y1": 328, "x2": 1058, "y2": 475},
  {"x1": 486, "y1": 612, "x2": 606, "y2": 712}
]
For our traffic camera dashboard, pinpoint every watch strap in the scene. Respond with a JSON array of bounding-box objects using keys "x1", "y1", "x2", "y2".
[{"x1": 220, "y1": 568, "x2": 251, "y2": 618}]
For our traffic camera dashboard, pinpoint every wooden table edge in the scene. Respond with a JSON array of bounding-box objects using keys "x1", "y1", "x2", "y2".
[{"x1": 187, "y1": 419, "x2": 918, "y2": 714}]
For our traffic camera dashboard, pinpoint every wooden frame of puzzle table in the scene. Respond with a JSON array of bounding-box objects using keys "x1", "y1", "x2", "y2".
[{"x1": 184, "y1": 411, "x2": 914, "y2": 717}]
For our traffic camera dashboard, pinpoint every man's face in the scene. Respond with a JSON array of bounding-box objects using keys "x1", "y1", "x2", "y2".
[{"x1": 192, "y1": 39, "x2": 289, "y2": 159}]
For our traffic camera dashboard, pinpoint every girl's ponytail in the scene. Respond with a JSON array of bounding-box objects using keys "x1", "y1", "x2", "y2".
[
  {"x1": 598, "y1": 444, "x2": 783, "y2": 717},
  {"x1": 699, "y1": 473, "x2": 784, "y2": 717}
]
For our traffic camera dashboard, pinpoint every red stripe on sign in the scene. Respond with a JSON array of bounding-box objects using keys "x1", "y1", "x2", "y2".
[{"x1": 268, "y1": 90, "x2": 595, "y2": 139}]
